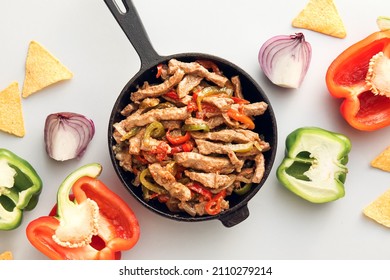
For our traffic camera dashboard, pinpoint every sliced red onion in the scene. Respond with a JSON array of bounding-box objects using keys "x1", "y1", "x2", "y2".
[
  {"x1": 258, "y1": 33, "x2": 312, "y2": 89},
  {"x1": 44, "y1": 112, "x2": 95, "y2": 161}
]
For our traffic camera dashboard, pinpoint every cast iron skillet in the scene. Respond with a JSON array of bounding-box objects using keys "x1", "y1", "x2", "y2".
[{"x1": 104, "y1": 0, "x2": 277, "y2": 227}]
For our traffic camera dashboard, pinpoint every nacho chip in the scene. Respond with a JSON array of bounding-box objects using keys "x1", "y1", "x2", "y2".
[
  {"x1": 0, "y1": 81, "x2": 25, "y2": 137},
  {"x1": 371, "y1": 146, "x2": 390, "y2": 172},
  {"x1": 22, "y1": 40, "x2": 73, "y2": 98},
  {"x1": 363, "y1": 189, "x2": 390, "y2": 228},
  {"x1": 292, "y1": 0, "x2": 347, "y2": 38},
  {"x1": 0, "y1": 251, "x2": 13, "y2": 260}
]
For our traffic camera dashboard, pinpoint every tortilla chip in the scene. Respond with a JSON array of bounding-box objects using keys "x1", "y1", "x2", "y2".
[
  {"x1": 371, "y1": 146, "x2": 390, "y2": 172},
  {"x1": 292, "y1": 0, "x2": 347, "y2": 38},
  {"x1": 22, "y1": 40, "x2": 73, "y2": 98},
  {"x1": 0, "y1": 251, "x2": 13, "y2": 260},
  {"x1": 0, "y1": 81, "x2": 25, "y2": 137},
  {"x1": 363, "y1": 189, "x2": 390, "y2": 228}
]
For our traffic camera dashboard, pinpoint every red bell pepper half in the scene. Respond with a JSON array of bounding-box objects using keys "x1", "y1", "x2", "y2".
[
  {"x1": 26, "y1": 163, "x2": 140, "y2": 260},
  {"x1": 326, "y1": 30, "x2": 390, "y2": 131}
]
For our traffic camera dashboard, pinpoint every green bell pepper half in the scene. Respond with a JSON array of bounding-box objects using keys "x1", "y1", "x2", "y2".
[
  {"x1": 276, "y1": 127, "x2": 351, "y2": 203},
  {"x1": 0, "y1": 148, "x2": 43, "y2": 230}
]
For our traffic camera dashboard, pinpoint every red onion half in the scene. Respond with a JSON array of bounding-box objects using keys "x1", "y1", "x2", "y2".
[
  {"x1": 44, "y1": 112, "x2": 95, "y2": 161},
  {"x1": 258, "y1": 33, "x2": 312, "y2": 89}
]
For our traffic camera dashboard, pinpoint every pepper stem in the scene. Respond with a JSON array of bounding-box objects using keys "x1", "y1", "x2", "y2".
[
  {"x1": 366, "y1": 45, "x2": 390, "y2": 98},
  {"x1": 52, "y1": 163, "x2": 102, "y2": 248}
]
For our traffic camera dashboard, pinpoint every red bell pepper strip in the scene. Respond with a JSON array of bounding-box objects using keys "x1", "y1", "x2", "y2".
[
  {"x1": 187, "y1": 182, "x2": 212, "y2": 201},
  {"x1": 165, "y1": 130, "x2": 191, "y2": 145},
  {"x1": 196, "y1": 60, "x2": 222, "y2": 75},
  {"x1": 26, "y1": 163, "x2": 140, "y2": 260},
  {"x1": 227, "y1": 108, "x2": 255, "y2": 130},
  {"x1": 170, "y1": 141, "x2": 194, "y2": 154},
  {"x1": 156, "y1": 63, "x2": 163, "y2": 78},
  {"x1": 231, "y1": 96, "x2": 250, "y2": 104},
  {"x1": 326, "y1": 30, "x2": 390, "y2": 131},
  {"x1": 205, "y1": 190, "x2": 226, "y2": 216}
]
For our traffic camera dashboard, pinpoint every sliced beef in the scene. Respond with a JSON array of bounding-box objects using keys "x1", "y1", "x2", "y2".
[
  {"x1": 148, "y1": 163, "x2": 191, "y2": 201},
  {"x1": 236, "y1": 129, "x2": 271, "y2": 152},
  {"x1": 184, "y1": 116, "x2": 225, "y2": 130},
  {"x1": 174, "y1": 152, "x2": 235, "y2": 174},
  {"x1": 227, "y1": 150, "x2": 245, "y2": 172},
  {"x1": 130, "y1": 68, "x2": 185, "y2": 102},
  {"x1": 202, "y1": 95, "x2": 234, "y2": 112},
  {"x1": 184, "y1": 170, "x2": 236, "y2": 189},
  {"x1": 231, "y1": 75, "x2": 244, "y2": 99},
  {"x1": 195, "y1": 139, "x2": 230, "y2": 154},
  {"x1": 235, "y1": 167, "x2": 254, "y2": 184},
  {"x1": 190, "y1": 129, "x2": 251, "y2": 143},
  {"x1": 168, "y1": 59, "x2": 228, "y2": 87},
  {"x1": 176, "y1": 74, "x2": 203, "y2": 98},
  {"x1": 123, "y1": 106, "x2": 189, "y2": 130},
  {"x1": 194, "y1": 139, "x2": 246, "y2": 171},
  {"x1": 231, "y1": 101, "x2": 268, "y2": 116},
  {"x1": 120, "y1": 103, "x2": 138, "y2": 117},
  {"x1": 161, "y1": 120, "x2": 182, "y2": 131},
  {"x1": 113, "y1": 145, "x2": 132, "y2": 172}
]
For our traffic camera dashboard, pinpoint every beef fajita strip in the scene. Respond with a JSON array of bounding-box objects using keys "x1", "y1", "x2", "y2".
[
  {"x1": 174, "y1": 152, "x2": 235, "y2": 174},
  {"x1": 131, "y1": 68, "x2": 185, "y2": 102},
  {"x1": 148, "y1": 163, "x2": 191, "y2": 201},
  {"x1": 176, "y1": 74, "x2": 203, "y2": 98}
]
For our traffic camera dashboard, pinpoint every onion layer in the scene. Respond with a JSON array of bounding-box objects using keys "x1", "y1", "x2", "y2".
[
  {"x1": 44, "y1": 112, "x2": 95, "y2": 161},
  {"x1": 258, "y1": 33, "x2": 312, "y2": 89}
]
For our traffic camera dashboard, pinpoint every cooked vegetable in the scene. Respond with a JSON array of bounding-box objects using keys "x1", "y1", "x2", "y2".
[
  {"x1": 205, "y1": 190, "x2": 227, "y2": 215},
  {"x1": 44, "y1": 112, "x2": 95, "y2": 161},
  {"x1": 258, "y1": 33, "x2": 312, "y2": 88},
  {"x1": 0, "y1": 148, "x2": 42, "y2": 230},
  {"x1": 227, "y1": 108, "x2": 255, "y2": 130},
  {"x1": 26, "y1": 163, "x2": 140, "y2": 260},
  {"x1": 276, "y1": 127, "x2": 351, "y2": 203},
  {"x1": 326, "y1": 29, "x2": 390, "y2": 131},
  {"x1": 166, "y1": 130, "x2": 190, "y2": 145},
  {"x1": 140, "y1": 168, "x2": 168, "y2": 195}
]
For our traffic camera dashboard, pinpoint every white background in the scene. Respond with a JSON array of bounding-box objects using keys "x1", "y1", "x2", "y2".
[{"x1": 0, "y1": 0, "x2": 389, "y2": 260}]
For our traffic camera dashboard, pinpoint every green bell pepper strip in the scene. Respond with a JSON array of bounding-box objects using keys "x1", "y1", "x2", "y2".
[
  {"x1": 276, "y1": 127, "x2": 351, "y2": 203},
  {"x1": 144, "y1": 121, "x2": 165, "y2": 139},
  {"x1": 233, "y1": 183, "x2": 252, "y2": 196},
  {"x1": 0, "y1": 148, "x2": 42, "y2": 230},
  {"x1": 182, "y1": 123, "x2": 210, "y2": 132}
]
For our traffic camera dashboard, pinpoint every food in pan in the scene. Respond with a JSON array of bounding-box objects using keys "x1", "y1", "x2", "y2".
[{"x1": 112, "y1": 59, "x2": 271, "y2": 217}]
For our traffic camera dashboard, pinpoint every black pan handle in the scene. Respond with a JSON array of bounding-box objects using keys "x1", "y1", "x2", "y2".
[
  {"x1": 219, "y1": 204, "x2": 250, "y2": 227},
  {"x1": 104, "y1": 0, "x2": 163, "y2": 68}
]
